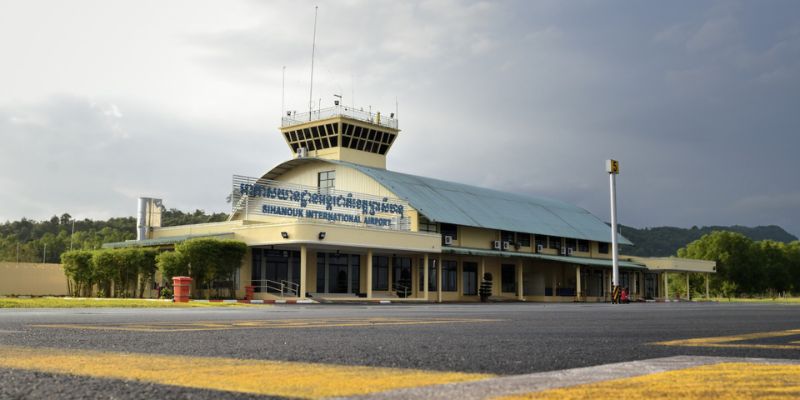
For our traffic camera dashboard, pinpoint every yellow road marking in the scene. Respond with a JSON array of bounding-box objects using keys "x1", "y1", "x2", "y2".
[
  {"x1": 31, "y1": 317, "x2": 499, "y2": 332},
  {"x1": 655, "y1": 329, "x2": 800, "y2": 350},
  {"x1": 0, "y1": 345, "x2": 492, "y2": 399},
  {"x1": 495, "y1": 362, "x2": 800, "y2": 399}
]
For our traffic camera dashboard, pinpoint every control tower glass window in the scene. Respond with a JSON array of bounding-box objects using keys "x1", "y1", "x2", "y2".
[{"x1": 318, "y1": 170, "x2": 335, "y2": 192}]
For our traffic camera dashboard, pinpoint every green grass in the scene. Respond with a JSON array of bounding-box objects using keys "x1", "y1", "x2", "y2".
[{"x1": 0, "y1": 297, "x2": 254, "y2": 308}]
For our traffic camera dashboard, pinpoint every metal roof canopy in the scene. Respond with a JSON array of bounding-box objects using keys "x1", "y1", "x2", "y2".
[
  {"x1": 260, "y1": 158, "x2": 632, "y2": 245},
  {"x1": 443, "y1": 247, "x2": 647, "y2": 269},
  {"x1": 102, "y1": 233, "x2": 234, "y2": 249}
]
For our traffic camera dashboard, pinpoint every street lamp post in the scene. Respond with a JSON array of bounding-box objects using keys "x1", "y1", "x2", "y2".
[{"x1": 606, "y1": 159, "x2": 620, "y2": 303}]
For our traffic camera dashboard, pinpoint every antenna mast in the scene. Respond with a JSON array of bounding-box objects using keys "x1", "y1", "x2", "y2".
[
  {"x1": 281, "y1": 65, "x2": 286, "y2": 117},
  {"x1": 308, "y1": 6, "x2": 318, "y2": 121}
]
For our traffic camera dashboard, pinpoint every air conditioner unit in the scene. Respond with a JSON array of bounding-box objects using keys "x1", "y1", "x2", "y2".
[
  {"x1": 567, "y1": 248, "x2": 574, "y2": 256},
  {"x1": 444, "y1": 235, "x2": 453, "y2": 246},
  {"x1": 492, "y1": 240, "x2": 501, "y2": 250},
  {"x1": 297, "y1": 147, "x2": 308, "y2": 158},
  {"x1": 560, "y1": 247, "x2": 567, "y2": 255},
  {"x1": 502, "y1": 241, "x2": 510, "y2": 250},
  {"x1": 536, "y1": 244, "x2": 544, "y2": 253}
]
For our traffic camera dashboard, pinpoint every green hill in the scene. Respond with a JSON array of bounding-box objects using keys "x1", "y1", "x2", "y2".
[{"x1": 620, "y1": 224, "x2": 798, "y2": 257}]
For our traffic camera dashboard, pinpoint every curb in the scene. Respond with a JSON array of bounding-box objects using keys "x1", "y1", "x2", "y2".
[{"x1": 189, "y1": 299, "x2": 319, "y2": 304}]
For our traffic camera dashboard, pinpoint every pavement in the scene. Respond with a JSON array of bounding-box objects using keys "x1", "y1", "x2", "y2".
[{"x1": 0, "y1": 302, "x2": 799, "y2": 399}]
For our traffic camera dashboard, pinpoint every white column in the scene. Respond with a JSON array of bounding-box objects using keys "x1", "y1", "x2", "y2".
[
  {"x1": 686, "y1": 272, "x2": 691, "y2": 300},
  {"x1": 664, "y1": 272, "x2": 669, "y2": 300},
  {"x1": 437, "y1": 255, "x2": 443, "y2": 303},
  {"x1": 366, "y1": 249, "x2": 373, "y2": 299},
  {"x1": 516, "y1": 259, "x2": 524, "y2": 301},
  {"x1": 576, "y1": 265, "x2": 582, "y2": 300},
  {"x1": 423, "y1": 253, "x2": 429, "y2": 301},
  {"x1": 299, "y1": 245, "x2": 308, "y2": 299}
]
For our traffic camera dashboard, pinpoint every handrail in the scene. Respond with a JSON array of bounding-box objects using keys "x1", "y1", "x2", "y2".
[
  {"x1": 281, "y1": 105, "x2": 399, "y2": 129},
  {"x1": 394, "y1": 283, "x2": 411, "y2": 298},
  {"x1": 281, "y1": 280, "x2": 300, "y2": 296},
  {"x1": 251, "y1": 279, "x2": 300, "y2": 298}
]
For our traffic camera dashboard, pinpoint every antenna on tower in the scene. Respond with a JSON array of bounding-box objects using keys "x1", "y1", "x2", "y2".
[
  {"x1": 308, "y1": 5, "x2": 319, "y2": 121},
  {"x1": 281, "y1": 66, "x2": 286, "y2": 117}
]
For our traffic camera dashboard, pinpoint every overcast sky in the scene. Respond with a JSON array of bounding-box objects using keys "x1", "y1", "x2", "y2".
[{"x1": 1, "y1": 0, "x2": 799, "y2": 237}]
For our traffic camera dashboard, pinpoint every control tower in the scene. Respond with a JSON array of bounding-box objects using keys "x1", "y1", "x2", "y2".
[{"x1": 280, "y1": 105, "x2": 400, "y2": 169}]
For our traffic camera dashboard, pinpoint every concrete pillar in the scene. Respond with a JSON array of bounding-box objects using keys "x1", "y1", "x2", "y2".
[
  {"x1": 686, "y1": 272, "x2": 691, "y2": 300},
  {"x1": 480, "y1": 258, "x2": 486, "y2": 292},
  {"x1": 437, "y1": 255, "x2": 443, "y2": 303},
  {"x1": 423, "y1": 253, "x2": 429, "y2": 301},
  {"x1": 705, "y1": 273, "x2": 710, "y2": 299},
  {"x1": 366, "y1": 249, "x2": 373, "y2": 299},
  {"x1": 516, "y1": 259, "x2": 524, "y2": 301},
  {"x1": 299, "y1": 245, "x2": 307, "y2": 299},
  {"x1": 552, "y1": 272, "x2": 557, "y2": 297},
  {"x1": 575, "y1": 265, "x2": 582, "y2": 300},
  {"x1": 664, "y1": 272, "x2": 669, "y2": 300}
]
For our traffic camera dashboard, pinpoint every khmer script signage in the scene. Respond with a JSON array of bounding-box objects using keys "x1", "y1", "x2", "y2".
[{"x1": 231, "y1": 175, "x2": 409, "y2": 230}]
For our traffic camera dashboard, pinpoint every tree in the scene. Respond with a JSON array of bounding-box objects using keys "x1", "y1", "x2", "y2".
[
  {"x1": 157, "y1": 250, "x2": 188, "y2": 283},
  {"x1": 677, "y1": 231, "x2": 757, "y2": 295},
  {"x1": 92, "y1": 250, "x2": 117, "y2": 297},
  {"x1": 61, "y1": 250, "x2": 94, "y2": 297}
]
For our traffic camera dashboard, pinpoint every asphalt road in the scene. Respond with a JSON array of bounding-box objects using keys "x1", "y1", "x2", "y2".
[{"x1": 1, "y1": 302, "x2": 799, "y2": 399}]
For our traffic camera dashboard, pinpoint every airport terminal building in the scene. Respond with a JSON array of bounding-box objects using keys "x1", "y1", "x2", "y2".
[{"x1": 110, "y1": 106, "x2": 715, "y2": 302}]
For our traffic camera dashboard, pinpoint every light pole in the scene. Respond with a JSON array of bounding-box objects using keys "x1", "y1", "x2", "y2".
[{"x1": 606, "y1": 159, "x2": 620, "y2": 303}]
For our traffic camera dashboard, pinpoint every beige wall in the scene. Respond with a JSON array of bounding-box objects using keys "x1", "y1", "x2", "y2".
[{"x1": 0, "y1": 262, "x2": 69, "y2": 296}]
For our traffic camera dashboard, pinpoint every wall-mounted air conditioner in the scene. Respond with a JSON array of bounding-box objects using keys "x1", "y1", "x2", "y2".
[
  {"x1": 502, "y1": 241, "x2": 510, "y2": 250},
  {"x1": 536, "y1": 244, "x2": 544, "y2": 253},
  {"x1": 492, "y1": 240, "x2": 501, "y2": 250},
  {"x1": 567, "y1": 248, "x2": 574, "y2": 256},
  {"x1": 560, "y1": 247, "x2": 567, "y2": 255},
  {"x1": 444, "y1": 235, "x2": 453, "y2": 246}
]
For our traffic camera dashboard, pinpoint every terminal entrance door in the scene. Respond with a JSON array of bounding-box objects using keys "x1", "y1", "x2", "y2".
[
  {"x1": 316, "y1": 253, "x2": 360, "y2": 294},
  {"x1": 644, "y1": 273, "x2": 659, "y2": 299}
]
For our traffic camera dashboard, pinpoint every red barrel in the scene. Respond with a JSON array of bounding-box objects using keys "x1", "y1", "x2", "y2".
[
  {"x1": 245, "y1": 285, "x2": 254, "y2": 300},
  {"x1": 172, "y1": 276, "x2": 193, "y2": 303}
]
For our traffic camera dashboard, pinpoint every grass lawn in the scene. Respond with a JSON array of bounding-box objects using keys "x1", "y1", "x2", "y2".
[{"x1": 0, "y1": 297, "x2": 254, "y2": 308}]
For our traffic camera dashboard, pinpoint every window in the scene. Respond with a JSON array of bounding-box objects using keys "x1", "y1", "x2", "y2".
[
  {"x1": 599, "y1": 242, "x2": 609, "y2": 254},
  {"x1": 318, "y1": 170, "x2": 335, "y2": 191},
  {"x1": 418, "y1": 216, "x2": 438, "y2": 233},
  {"x1": 441, "y1": 223, "x2": 458, "y2": 240},
  {"x1": 393, "y1": 257, "x2": 412, "y2": 291},
  {"x1": 517, "y1": 233, "x2": 531, "y2": 247},
  {"x1": 548, "y1": 236, "x2": 562, "y2": 250},
  {"x1": 578, "y1": 240, "x2": 589, "y2": 252},
  {"x1": 372, "y1": 256, "x2": 389, "y2": 291},
  {"x1": 535, "y1": 235, "x2": 546, "y2": 249},
  {"x1": 501, "y1": 264, "x2": 516, "y2": 293},
  {"x1": 565, "y1": 238, "x2": 577, "y2": 251},
  {"x1": 462, "y1": 262, "x2": 477, "y2": 295},
  {"x1": 418, "y1": 258, "x2": 437, "y2": 291},
  {"x1": 501, "y1": 231, "x2": 515, "y2": 243},
  {"x1": 442, "y1": 260, "x2": 457, "y2": 291}
]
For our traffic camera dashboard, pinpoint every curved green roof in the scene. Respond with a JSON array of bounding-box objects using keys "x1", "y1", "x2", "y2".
[{"x1": 261, "y1": 158, "x2": 632, "y2": 245}]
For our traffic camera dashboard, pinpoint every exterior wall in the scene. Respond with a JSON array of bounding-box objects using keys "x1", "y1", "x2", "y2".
[{"x1": 0, "y1": 262, "x2": 69, "y2": 296}]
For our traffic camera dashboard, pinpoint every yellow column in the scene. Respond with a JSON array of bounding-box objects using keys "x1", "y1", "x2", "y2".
[
  {"x1": 299, "y1": 245, "x2": 307, "y2": 299},
  {"x1": 575, "y1": 265, "x2": 581, "y2": 300},
  {"x1": 686, "y1": 272, "x2": 691, "y2": 300},
  {"x1": 705, "y1": 273, "x2": 710, "y2": 299},
  {"x1": 437, "y1": 255, "x2": 443, "y2": 303},
  {"x1": 366, "y1": 249, "x2": 373, "y2": 299},
  {"x1": 664, "y1": 272, "x2": 669, "y2": 300},
  {"x1": 423, "y1": 253, "x2": 429, "y2": 301},
  {"x1": 516, "y1": 259, "x2": 523, "y2": 301}
]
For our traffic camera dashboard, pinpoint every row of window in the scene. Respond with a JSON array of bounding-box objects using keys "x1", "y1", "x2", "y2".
[
  {"x1": 428, "y1": 221, "x2": 607, "y2": 254},
  {"x1": 371, "y1": 257, "x2": 520, "y2": 295}
]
